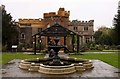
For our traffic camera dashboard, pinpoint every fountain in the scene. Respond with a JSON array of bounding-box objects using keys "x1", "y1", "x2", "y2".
[
  {"x1": 19, "y1": 37, "x2": 94, "y2": 74},
  {"x1": 48, "y1": 37, "x2": 66, "y2": 66}
]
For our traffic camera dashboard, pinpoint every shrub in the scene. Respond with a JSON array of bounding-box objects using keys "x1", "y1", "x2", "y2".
[
  {"x1": 36, "y1": 43, "x2": 46, "y2": 50},
  {"x1": 2, "y1": 45, "x2": 7, "y2": 52},
  {"x1": 17, "y1": 43, "x2": 31, "y2": 51},
  {"x1": 116, "y1": 45, "x2": 120, "y2": 49}
]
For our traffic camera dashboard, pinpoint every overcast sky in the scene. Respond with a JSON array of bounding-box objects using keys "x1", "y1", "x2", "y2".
[{"x1": 1, "y1": 0, "x2": 119, "y2": 30}]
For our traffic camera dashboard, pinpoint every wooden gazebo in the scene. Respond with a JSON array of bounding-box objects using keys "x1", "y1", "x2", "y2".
[{"x1": 33, "y1": 23, "x2": 80, "y2": 55}]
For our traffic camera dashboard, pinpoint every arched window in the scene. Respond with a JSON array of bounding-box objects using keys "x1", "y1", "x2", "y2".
[{"x1": 21, "y1": 33, "x2": 25, "y2": 39}]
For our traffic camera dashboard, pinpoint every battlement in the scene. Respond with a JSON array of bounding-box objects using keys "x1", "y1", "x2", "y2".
[
  {"x1": 44, "y1": 12, "x2": 57, "y2": 18},
  {"x1": 57, "y1": 8, "x2": 70, "y2": 17},
  {"x1": 18, "y1": 18, "x2": 44, "y2": 28},
  {"x1": 59, "y1": 8, "x2": 65, "y2": 11},
  {"x1": 71, "y1": 20, "x2": 94, "y2": 23},
  {"x1": 44, "y1": 8, "x2": 70, "y2": 18},
  {"x1": 69, "y1": 20, "x2": 94, "y2": 26},
  {"x1": 18, "y1": 18, "x2": 43, "y2": 24}
]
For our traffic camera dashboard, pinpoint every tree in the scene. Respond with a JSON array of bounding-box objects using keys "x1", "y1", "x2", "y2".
[
  {"x1": 94, "y1": 27, "x2": 113, "y2": 45},
  {"x1": 113, "y1": 1, "x2": 120, "y2": 45},
  {"x1": 98, "y1": 33, "x2": 112, "y2": 45},
  {"x1": 2, "y1": 5, "x2": 18, "y2": 51},
  {"x1": 94, "y1": 31, "x2": 102, "y2": 44}
]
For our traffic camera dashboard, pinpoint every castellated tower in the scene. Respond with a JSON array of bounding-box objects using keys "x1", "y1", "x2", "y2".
[{"x1": 43, "y1": 8, "x2": 70, "y2": 28}]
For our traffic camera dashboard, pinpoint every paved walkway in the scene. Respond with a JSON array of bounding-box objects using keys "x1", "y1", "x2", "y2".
[
  {"x1": 1, "y1": 59, "x2": 120, "y2": 79},
  {"x1": 81, "y1": 52, "x2": 119, "y2": 54}
]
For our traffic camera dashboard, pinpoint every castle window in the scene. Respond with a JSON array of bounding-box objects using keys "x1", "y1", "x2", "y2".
[
  {"x1": 85, "y1": 37, "x2": 90, "y2": 43},
  {"x1": 73, "y1": 27, "x2": 78, "y2": 31},
  {"x1": 21, "y1": 33, "x2": 25, "y2": 39},
  {"x1": 89, "y1": 24, "x2": 93, "y2": 27},
  {"x1": 84, "y1": 27, "x2": 88, "y2": 31},
  {"x1": 73, "y1": 27, "x2": 75, "y2": 30}
]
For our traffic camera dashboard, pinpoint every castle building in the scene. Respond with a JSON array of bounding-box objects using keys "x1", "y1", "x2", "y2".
[
  {"x1": 18, "y1": 18, "x2": 45, "y2": 47},
  {"x1": 68, "y1": 20, "x2": 94, "y2": 45},
  {"x1": 18, "y1": 8, "x2": 94, "y2": 48}
]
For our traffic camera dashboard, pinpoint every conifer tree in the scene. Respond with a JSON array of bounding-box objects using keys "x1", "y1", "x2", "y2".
[
  {"x1": 113, "y1": 1, "x2": 120, "y2": 45},
  {"x1": 2, "y1": 5, "x2": 18, "y2": 51}
]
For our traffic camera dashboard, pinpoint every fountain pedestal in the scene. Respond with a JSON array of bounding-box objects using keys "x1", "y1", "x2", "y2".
[
  {"x1": 48, "y1": 37, "x2": 65, "y2": 66},
  {"x1": 48, "y1": 46, "x2": 65, "y2": 66}
]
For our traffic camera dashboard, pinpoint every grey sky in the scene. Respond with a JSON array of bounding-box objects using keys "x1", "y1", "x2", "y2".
[{"x1": 1, "y1": 0, "x2": 119, "y2": 30}]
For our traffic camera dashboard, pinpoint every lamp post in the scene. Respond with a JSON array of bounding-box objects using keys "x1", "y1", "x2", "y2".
[
  {"x1": 33, "y1": 35, "x2": 36, "y2": 55},
  {"x1": 39, "y1": 39, "x2": 41, "y2": 52}
]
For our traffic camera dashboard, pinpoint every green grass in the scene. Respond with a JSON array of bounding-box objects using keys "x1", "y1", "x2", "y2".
[
  {"x1": 69, "y1": 53, "x2": 120, "y2": 69},
  {"x1": 85, "y1": 50, "x2": 102, "y2": 52},
  {"x1": 1, "y1": 53, "x2": 45, "y2": 65},
  {"x1": 1, "y1": 53, "x2": 120, "y2": 69},
  {"x1": 85, "y1": 50, "x2": 120, "y2": 52},
  {"x1": 102, "y1": 50, "x2": 120, "y2": 52}
]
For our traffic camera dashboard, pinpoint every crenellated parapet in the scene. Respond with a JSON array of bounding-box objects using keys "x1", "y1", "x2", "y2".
[
  {"x1": 44, "y1": 8, "x2": 70, "y2": 18},
  {"x1": 57, "y1": 8, "x2": 70, "y2": 17},
  {"x1": 69, "y1": 20, "x2": 94, "y2": 26},
  {"x1": 44, "y1": 12, "x2": 57, "y2": 18},
  {"x1": 19, "y1": 18, "x2": 43, "y2": 23},
  {"x1": 18, "y1": 18, "x2": 44, "y2": 28}
]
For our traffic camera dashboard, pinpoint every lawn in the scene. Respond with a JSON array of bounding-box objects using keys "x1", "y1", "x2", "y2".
[
  {"x1": 69, "y1": 53, "x2": 120, "y2": 69},
  {"x1": 1, "y1": 53, "x2": 45, "y2": 65},
  {"x1": 1, "y1": 53, "x2": 120, "y2": 69},
  {"x1": 85, "y1": 50, "x2": 120, "y2": 52}
]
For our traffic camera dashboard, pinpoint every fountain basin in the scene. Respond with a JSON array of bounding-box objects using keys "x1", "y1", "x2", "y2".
[
  {"x1": 19, "y1": 60, "x2": 31, "y2": 70},
  {"x1": 38, "y1": 64, "x2": 76, "y2": 74},
  {"x1": 19, "y1": 58, "x2": 94, "y2": 74}
]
